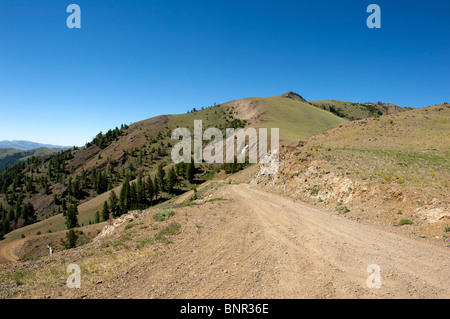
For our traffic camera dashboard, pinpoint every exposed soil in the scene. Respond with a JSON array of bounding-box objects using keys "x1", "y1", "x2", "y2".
[
  {"x1": 0, "y1": 239, "x2": 24, "y2": 263},
  {"x1": 1, "y1": 182, "x2": 448, "y2": 299}
]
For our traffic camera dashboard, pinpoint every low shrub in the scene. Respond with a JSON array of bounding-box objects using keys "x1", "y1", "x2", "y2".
[
  {"x1": 398, "y1": 219, "x2": 413, "y2": 226},
  {"x1": 152, "y1": 209, "x2": 175, "y2": 222}
]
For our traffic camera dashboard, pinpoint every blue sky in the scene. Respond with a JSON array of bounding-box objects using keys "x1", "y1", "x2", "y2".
[{"x1": 0, "y1": 0, "x2": 449, "y2": 146}]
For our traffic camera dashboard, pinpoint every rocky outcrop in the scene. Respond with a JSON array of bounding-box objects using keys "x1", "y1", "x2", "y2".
[
  {"x1": 252, "y1": 149, "x2": 450, "y2": 224},
  {"x1": 94, "y1": 210, "x2": 144, "y2": 241},
  {"x1": 281, "y1": 91, "x2": 307, "y2": 103}
]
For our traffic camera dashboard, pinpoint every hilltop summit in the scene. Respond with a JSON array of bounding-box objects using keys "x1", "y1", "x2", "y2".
[{"x1": 281, "y1": 91, "x2": 307, "y2": 103}]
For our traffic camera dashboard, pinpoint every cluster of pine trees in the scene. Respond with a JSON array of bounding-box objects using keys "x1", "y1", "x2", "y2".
[
  {"x1": 90, "y1": 124, "x2": 128, "y2": 149},
  {"x1": 220, "y1": 157, "x2": 248, "y2": 174},
  {"x1": 99, "y1": 161, "x2": 195, "y2": 222},
  {"x1": 226, "y1": 118, "x2": 247, "y2": 129},
  {"x1": 187, "y1": 104, "x2": 217, "y2": 113},
  {"x1": 0, "y1": 117, "x2": 172, "y2": 240},
  {"x1": 60, "y1": 201, "x2": 81, "y2": 249},
  {"x1": 0, "y1": 156, "x2": 45, "y2": 238},
  {"x1": 0, "y1": 142, "x2": 130, "y2": 239},
  {"x1": 0, "y1": 114, "x2": 232, "y2": 243},
  {"x1": 0, "y1": 201, "x2": 36, "y2": 239}
]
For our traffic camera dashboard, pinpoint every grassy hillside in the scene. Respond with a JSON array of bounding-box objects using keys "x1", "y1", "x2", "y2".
[
  {"x1": 306, "y1": 102, "x2": 450, "y2": 189},
  {"x1": 0, "y1": 98, "x2": 249, "y2": 246},
  {"x1": 223, "y1": 95, "x2": 348, "y2": 143},
  {"x1": 307, "y1": 103, "x2": 449, "y2": 151},
  {"x1": 309, "y1": 100, "x2": 409, "y2": 120},
  {"x1": 254, "y1": 102, "x2": 449, "y2": 245},
  {"x1": 0, "y1": 148, "x2": 21, "y2": 159}
]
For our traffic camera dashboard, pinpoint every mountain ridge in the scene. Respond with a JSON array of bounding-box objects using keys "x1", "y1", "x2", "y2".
[{"x1": 0, "y1": 140, "x2": 72, "y2": 151}]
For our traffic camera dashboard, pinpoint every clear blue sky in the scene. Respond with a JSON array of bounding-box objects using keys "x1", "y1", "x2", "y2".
[{"x1": 0, "y1": 0, "x2": 449, "y2": 146}]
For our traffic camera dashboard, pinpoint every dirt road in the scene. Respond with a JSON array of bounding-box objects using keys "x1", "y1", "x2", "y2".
[
  {"x1": 92, "y1": 183, "x2": 449, "y2": 299},
  {"x1": 172, "y1": 180, "x2": 218, "y2": 205},
  {"x1": 0, "y1": 239, "x2": 25, "y2": 263}
]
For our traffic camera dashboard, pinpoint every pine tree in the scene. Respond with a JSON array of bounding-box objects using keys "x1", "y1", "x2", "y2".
[
  {"x1": 95, "y1": 171, "x2": 108, "y2": 194},
  {"x1": 186, "y1": 160, "x2": 195, "y2": 182},
  {"x1": 1, "y1": 182, "x2": 7, "y2": 195},
  {"x1": 43, "y1": 178, "x2": 50, "y2": 195},
  {"x1": 1, "y1": 215, "x2": 11, "y2": 238},
  {"x1": 138, "y1": 151, "x2": 143, "y2": 166},
  {"x1": 166, "y1": 167, "x2": 176, "y2": 194},
  {"x1": 119, "y1": 178, "x2": 130, "y2": 214},
  {"x1": 101, "y1": 201, "x2": 110, "y2": 221},
  {"x1": 153, "y1": 176, "x2": 159, "y2": 201},
  {"x1": 91, "y1": 166, "x2": 97, "y2": 183},
  {"x1": 81, "y1": 169, "x2": 87, "y2": 188},
  {"x1": 136, "y1": 174, "x2": 145, "y2": 203},
  {"x1": 67, "y1": 176, "x2": 73, "y2": 197},
  {"x1": 7, "y1": 207, "x2": 14, "y2": 224},
  {"x1": 73, "y1": 176, "x2": 82, "y2": 199},
  {"x1": 146, "y1": 175, "x2": 154, "y2": 203},
  {"x1": 47, "y1": 165, "x2": 53, "y2": 179},
  {"x1": 26, "y1": 174, "x2": 34, "y2": 193},
  {"x1": 130, "y1": 182, "x2": 137, "y2": 209},
  {"x1": 157, "y1": 163, "x2": 166, "y2": 192},
  {"x1": 95, "y1": 211, "x2": 100, "y2": 224},
  {"x1": 176, "y1": 162, "x2": 185, "y2": 177},
  {"x1": 108, "y1": 190, "x2": 119, "y2": 218},
  {"x1": 14, "y1": 202, "x2": 21, "y2": 222},
  {"x1": 60, "y1": 229, "x2": 79, "y2": 249},
  {"x1": 65, "y1": 203, "x2": 79, "y2": 229}
]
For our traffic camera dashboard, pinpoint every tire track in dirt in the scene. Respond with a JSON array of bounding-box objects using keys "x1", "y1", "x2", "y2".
[
  {"x1": 91, "y1": 183, "x2": 450, "y2": 298},
  {"x1": 231, "y1": 184, "x2": 450, "y2": 298},
  {"x1": 0, "y1": 239, "x2": 25, "y2": 263}
]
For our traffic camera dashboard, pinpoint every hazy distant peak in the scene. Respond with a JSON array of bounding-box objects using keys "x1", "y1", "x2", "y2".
[{"x1": 0, "y1": 140, "x2": 71, "y2": 151}]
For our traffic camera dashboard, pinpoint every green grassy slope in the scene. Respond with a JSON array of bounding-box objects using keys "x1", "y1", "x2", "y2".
[
  {"x1": 224, "y1": 96, "x2": 348, "y2": 143},
  {"x1": 309, "y1": 100, "x2": 408, "y2": 120},
  {"x1": 305, "y1": 103, "x2": 450, "y2": 189}
]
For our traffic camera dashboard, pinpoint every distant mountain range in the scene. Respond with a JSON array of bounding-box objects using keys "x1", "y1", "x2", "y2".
[
  {"x1": 0, "y1": 140, "x2": 71, "y2": 151},
  {"x1": 0, "y1": 141, "x2": 71, "y2": 172}
]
